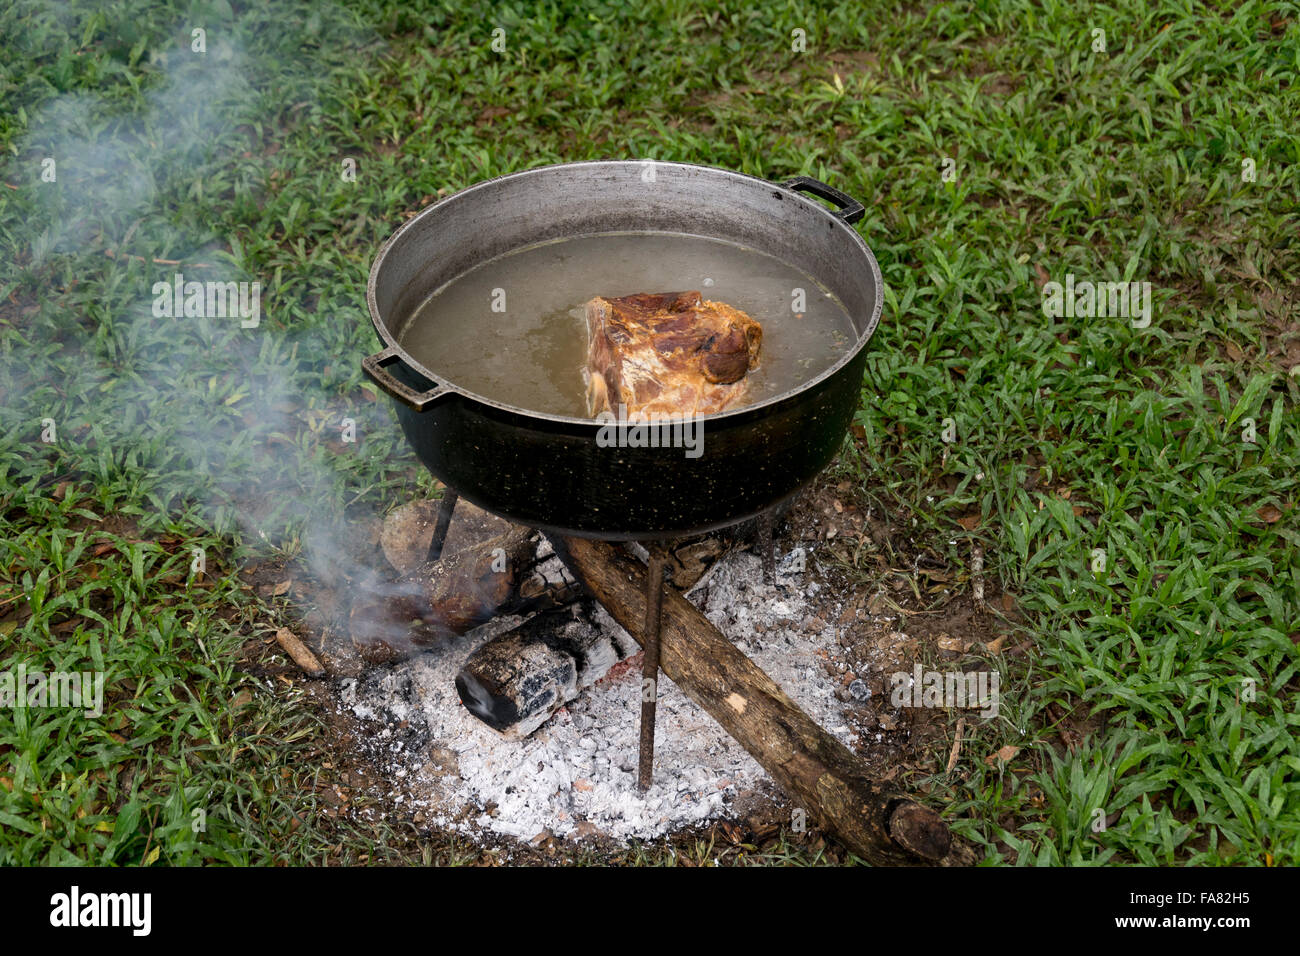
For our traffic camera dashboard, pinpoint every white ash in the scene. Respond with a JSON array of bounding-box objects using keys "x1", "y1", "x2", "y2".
[{"x1": 339, "y1": 546, "x2": 859, "y2": 844}]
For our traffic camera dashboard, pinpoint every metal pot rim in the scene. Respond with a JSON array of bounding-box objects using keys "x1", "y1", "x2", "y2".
[{"x1": 365, "y1": 159, "x2": 884, "y2": 425}]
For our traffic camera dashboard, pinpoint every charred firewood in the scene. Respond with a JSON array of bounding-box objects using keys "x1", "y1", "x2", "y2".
[
  {"x1": 455, "y1": 601, "x2": 637, "y2": 738},
  {"x1": 454, "y1": 533, "x2": 727, "y2": 736}
]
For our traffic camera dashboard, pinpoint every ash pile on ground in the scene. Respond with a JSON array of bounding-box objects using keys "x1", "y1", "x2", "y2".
[{"x1": 336, "y1": 546, "x2": 874, "y2": 844}]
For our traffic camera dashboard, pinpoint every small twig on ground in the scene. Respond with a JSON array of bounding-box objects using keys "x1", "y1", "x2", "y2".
[{"x1": 274, "y1": 627, "x2": 326, "y2": 678}]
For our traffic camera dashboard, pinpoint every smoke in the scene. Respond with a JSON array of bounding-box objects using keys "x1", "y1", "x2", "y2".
[
  {"x1": 13, "y1": 26, "x2": 255, "y2": 263},
  {"x1": 1, "y1": 5, "x2": 410, "y2": 609}
]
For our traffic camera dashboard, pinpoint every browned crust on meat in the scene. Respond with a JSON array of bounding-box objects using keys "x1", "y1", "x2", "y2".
[{"x1": 585, "y1": 291, "x2": 762, "y2": 417}]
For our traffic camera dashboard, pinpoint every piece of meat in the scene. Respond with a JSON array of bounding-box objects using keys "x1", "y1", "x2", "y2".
[{"x1": 585, "y1": 291, "x2": 762, "y2": 417}]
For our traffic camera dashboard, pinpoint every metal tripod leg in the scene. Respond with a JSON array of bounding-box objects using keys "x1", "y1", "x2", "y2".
[
  {"x1": 637, "y1": 548, "x2": 666, "y2": 792},
  {"x1": 758, "y1": 508, "x2": 776, "y2": 585},
  {"x1": 426, "y1": 490, "x2": 459, "y2": 562}
]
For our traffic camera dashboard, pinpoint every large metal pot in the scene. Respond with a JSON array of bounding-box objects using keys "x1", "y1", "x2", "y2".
[{"x1": 363, "y1": 160, "x2": 883, "y2": 540}]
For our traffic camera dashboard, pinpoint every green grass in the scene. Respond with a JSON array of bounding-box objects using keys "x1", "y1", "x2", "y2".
[{"x1": 1, "y1": 0, "x2": 1297, "y2": 865}]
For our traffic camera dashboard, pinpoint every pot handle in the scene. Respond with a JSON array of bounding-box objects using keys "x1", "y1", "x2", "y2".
[
  {"x1": 781, "y1": 176, "x2": 865, "y2": 225},
  {"x1": 362, "y1": 346, "x2": 451, "y2": 412}
]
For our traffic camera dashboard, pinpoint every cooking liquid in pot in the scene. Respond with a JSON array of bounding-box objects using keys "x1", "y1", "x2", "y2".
[{"x1": 399, "y1": 232, "x2": 856, "y2": 418}]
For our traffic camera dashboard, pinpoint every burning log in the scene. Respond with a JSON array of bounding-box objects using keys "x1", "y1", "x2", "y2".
[
  {"x1": 349, "y1": 525, "x2": 536, "y2": 664},
  {"x1": 551, "y1": 535, "x2": 966, "y2": 866},
  {"x1": 455, "y1": 535, "x2": 726, "y2": 736},
  {"x1": 456, "y1": 602, "x2": 637, "y2": 738}
]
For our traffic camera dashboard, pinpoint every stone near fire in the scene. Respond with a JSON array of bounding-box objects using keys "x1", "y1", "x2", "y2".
[
  {"x1": 350, "y1": 526, "x2": 536, "y2": 665},
  {"x1": 380, "y1": 497, "x2": 511, "y2": 575}
]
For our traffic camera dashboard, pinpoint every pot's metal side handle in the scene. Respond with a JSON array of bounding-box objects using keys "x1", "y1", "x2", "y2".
[
  {"x1": 781, "y1": 176, "x2": 865, "y2": 225},
  {"x1": 362, "y1": 346, "x2": 450, "y2": 412}
]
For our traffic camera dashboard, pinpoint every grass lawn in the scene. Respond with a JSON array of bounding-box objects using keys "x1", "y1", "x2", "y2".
[{"x1": 1, "y1": 0, "x2": 1297, "y2": 865}]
